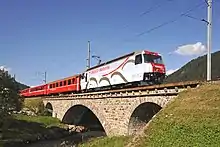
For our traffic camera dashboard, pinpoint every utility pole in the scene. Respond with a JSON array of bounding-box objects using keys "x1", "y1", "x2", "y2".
[
  {"x1": 86, "y1": 41, "x2": 91, "y2": 69},
  {"x1": 207, "y1": 0, "x2": 212, "y2": 81},
  {"x1": 35, "y1": 71, "x2": 47, "y2": 84},
  {"x1": 43, "y1": 71, "x2": 47, "y2": 84}
]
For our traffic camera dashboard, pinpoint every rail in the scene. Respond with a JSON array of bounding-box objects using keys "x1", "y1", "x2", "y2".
[{"x1": 44, "y1": 80, "x2": 201, "y2": 100}]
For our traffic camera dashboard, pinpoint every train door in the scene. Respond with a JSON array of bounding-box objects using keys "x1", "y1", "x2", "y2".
[{"x1": 80, "y1": 72, "x2": 88, "y2": 90}]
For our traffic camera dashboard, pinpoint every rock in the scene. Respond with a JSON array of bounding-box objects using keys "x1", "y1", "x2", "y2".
[
  {"x1": 75, "y1": 126, "x2": 88, "y2": 133},
  {"x1": 17, "y1": 107, "x2": 37, "y2": 116},
  {"x1": 68, "y1": 125, "x2": 76, "y2": 131},
  {"x1": 46, "y1": 126, "x2": 71, "y2": 139}
]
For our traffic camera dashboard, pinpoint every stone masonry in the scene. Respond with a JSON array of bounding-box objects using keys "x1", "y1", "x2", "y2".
[{"x1": 43, "y1": 95, "x2": 176, "y2": 136}]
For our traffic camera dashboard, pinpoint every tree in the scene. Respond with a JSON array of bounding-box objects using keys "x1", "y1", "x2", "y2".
[{"x1": 0, "y1": 69, "x2": 23, "y2": 126}]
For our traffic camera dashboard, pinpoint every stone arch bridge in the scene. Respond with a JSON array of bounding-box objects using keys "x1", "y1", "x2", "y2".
[{"x1": 42, "y1": 82, "x2": 199, "y2": 136}]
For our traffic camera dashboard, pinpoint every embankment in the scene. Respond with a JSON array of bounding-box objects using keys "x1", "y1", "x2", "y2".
[{"x1": 80, "y1": 83, "x2": 220, "y2": 147}]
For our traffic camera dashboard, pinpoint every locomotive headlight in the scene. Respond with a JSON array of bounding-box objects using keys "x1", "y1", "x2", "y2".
[{"x1": 155, "y1": 68, "x2": 159, "y2": 72}]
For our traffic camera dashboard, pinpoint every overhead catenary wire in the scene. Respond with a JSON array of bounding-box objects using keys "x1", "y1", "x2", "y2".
[
  {"x1": 136, "y1": 2, "x2": 206, "y2": 37},
  {"x1": 139, "y1": 0, "x2": 175, "y2": 17},
  {"x1": 122, "y1": 0, "x2": 176, "y2": 29},
  {"x1": 182, "y1": 14, "x2": 203, "y2": 21},
  {"x1": 182, "y1": 14, "x2": 209, "y2": 24},
  {"x1": 182, "y1": 0, "x2": 220, "y2": 24}
]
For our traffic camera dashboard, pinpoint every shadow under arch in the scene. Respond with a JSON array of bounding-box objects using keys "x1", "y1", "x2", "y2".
[
  {"x1": 45, "y1": 102, "x2": 53, "y2": 116},
  {"x1": 128, "y1": 102, "x2": 162, "y2": 135},
  {"x1": 62, "y1": 104, "x2": 106, "y2": 135}
]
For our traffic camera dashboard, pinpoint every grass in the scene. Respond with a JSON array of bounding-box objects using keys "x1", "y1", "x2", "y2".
[
  {"x1": 14, "y1": 114, "x2": 65, "y2": 128},
  {"x1": 1, "y1": 114, "x2": 68, "y2": 147},
  {"x1": 80, "y1": 83, "x2": 220, "y2": 147},
  {"x1": 134, "y1": 83, "x2": 220, "y2": 147},
  {"x1": 79, "y1": 136, "x2": 130, "y2": 147}
]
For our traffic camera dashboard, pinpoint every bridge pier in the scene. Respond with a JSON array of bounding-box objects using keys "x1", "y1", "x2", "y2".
[{"x1": 52, "y1": 112, "x2": 57, "y2": 118}]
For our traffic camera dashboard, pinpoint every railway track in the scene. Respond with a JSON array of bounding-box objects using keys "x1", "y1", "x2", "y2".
[{"x1": 44, "y1": 80, "x2": 201, "y2": 100}]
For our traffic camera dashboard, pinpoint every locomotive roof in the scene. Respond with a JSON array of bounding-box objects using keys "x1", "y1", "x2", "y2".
[
  {"x1": 86, "y1": 50, "x2": 161, "y2": 71},
  {"x1": 86, "y1": 51, "x2": 135, "y2": 71}
]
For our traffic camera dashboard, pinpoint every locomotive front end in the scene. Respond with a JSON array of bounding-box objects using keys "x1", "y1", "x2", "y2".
[{"x1": 143, "y1": 51, "x2": 166, "y2": 84}]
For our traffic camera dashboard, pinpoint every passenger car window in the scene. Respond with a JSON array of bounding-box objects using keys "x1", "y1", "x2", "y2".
[{"x1": 68, "y1": 79, "x2": 71, "y2": 85}]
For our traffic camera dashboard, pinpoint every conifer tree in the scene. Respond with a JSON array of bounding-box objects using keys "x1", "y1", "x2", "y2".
[{"x1": 0, "y1": 69, "x2": 23, "y2": 125}]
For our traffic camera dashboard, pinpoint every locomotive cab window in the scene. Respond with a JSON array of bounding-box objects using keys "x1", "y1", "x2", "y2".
[
  {"x1": 144, "y1": 54, "x2": 163, "y2": 64},
  {"x1": 135, "y1": 54, "x2": 142, "y2": 65}
]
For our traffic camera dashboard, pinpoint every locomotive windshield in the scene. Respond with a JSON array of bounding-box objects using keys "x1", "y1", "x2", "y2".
[{"x1": 144, "y1": 54, "x2": 163, "y2": 64}]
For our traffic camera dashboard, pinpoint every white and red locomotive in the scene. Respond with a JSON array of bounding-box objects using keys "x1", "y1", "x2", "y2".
[{"x1": 20, "y1": 50, "x2": 166, "y2": 97}]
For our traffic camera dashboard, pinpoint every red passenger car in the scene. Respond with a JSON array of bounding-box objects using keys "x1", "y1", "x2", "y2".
[
  {"x1": 20, "y1": 75, "x2": 81, "y2": 97},
  {"x1": 20, "y1": 89, "x2": 30, "y2": 97},
  {"x1": 28, "y1": 84, "x2": 48, "y2": 97},
  {"x1": 46, "y1": 75, "x2": 80, "y2": 95}
]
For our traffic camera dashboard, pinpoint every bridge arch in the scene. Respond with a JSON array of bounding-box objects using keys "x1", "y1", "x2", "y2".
[
  {"x1": 127, "y1": 97, "x2": 168, "y2": 135},
  {"x1": 45, "y1": 102, "x2": 53, "y2": 116},
  {"x1": 62, "y1": 104, "x2": 106, "y2": 135}
]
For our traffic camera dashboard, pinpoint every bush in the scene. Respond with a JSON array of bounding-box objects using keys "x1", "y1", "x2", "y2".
[{"x1": 24, "y1": 98, "x2": 46, "y2": 115}]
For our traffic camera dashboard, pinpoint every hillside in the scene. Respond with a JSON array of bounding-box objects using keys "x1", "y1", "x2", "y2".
[
  {"x1": 16, "y1": 81, "x2": 29, "y2": 91},
  {"x1": 129, "y1": 83, "x2": 220, "y2": 147},
  {"x1": 0, "y1": 70, "x2": 29, "y2": 91},
  {"x1": 80, "y1": 82, "x2": 220, "y2": 147},
  {"x1": 165, "y1": 51, "x2": 220, "y2": 83}
]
